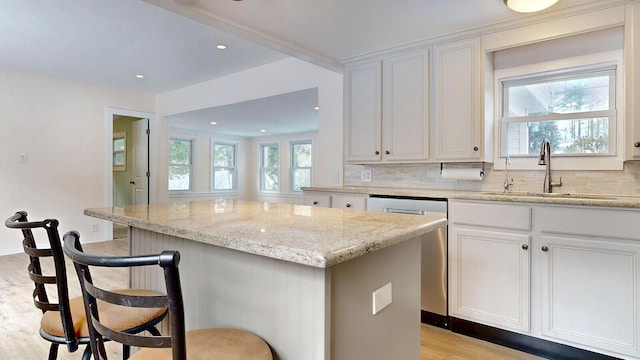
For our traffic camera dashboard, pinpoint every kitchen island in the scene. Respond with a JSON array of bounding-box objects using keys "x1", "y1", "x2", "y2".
[{"x1": 85, "y1": 199, "x2": 447, "y2": 360}]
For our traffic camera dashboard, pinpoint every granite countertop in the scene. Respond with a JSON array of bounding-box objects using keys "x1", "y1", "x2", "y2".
[
  {"x1": 85, "y1": 199, "x2": 447, "y2": 268},
  {"x1": 303, "y1": 187, "x2": 640, "y2": 209}
]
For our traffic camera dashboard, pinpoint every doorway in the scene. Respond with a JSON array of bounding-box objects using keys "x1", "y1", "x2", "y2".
[
  {"x1": 106, "y1": 107, "x2": 154, "y2": 240},
  {"x1": 113, "y1": 116, "x2": 149, "y2": 208}
]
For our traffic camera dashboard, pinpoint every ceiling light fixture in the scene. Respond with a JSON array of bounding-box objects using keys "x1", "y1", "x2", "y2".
[
  {"x1": 260, "y1": 129, "x2": 267, "y2": 133},
  {"x1": 216, "y1": 44, "x2": 227, "y2": 50},
  {"x1": 210, "y1": 121, "x2": 217, "y2": 125},
  {"x1": 503, "y1": 0, "x2": 559, "y2": 13},
  {"x1": 135, "y1": 74, "x2": 144, "y2": 79},
  {"x1": 314, "y1": 106, "x2": 320, "y2": 110}
]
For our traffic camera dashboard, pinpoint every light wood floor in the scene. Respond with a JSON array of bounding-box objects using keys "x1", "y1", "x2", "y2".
[{"x1": 1, "y1": 238, "x2": 546, "y2": 360}]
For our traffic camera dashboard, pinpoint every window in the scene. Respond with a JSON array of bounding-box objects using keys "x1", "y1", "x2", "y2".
[
  {"x1": 501, "y1": 67, "x2": 615, "y2": 157},
  {"x1": 168, "y1": 139, "x2": 192, "y2": 191},
  {"x1": 212, "y1": 142, "x2": 236, "y2": 191},
  {"x1": 291, "y1": 141, "x2": 312, "y2": 192},
  {"x1": 112, "y1": 132, "x2": 126, "y2": 171},
  {"x1": 260, "y1": 144, "x2": 279, "y2": 192}
]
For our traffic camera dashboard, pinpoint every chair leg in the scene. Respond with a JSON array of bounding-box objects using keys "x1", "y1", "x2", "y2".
[
  {"x1": 123, "y1": 344, "x2": 130, "y2": 360},
  {"x1": 148, "y1": 326, "x2": 161, "y2": 336},
  {"x1": 82, "y1": 345, "x2": 92, "y2": 360},
  {"x1": 48, "y1": 343, "x2": 59, "y2": 360}
]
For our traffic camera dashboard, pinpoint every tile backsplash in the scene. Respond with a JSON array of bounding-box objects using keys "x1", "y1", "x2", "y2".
[{"x1": 344, "y1": 161, "x2": 640, "y2": 196}]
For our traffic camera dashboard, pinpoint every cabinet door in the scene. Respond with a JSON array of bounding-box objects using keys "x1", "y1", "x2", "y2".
[
  {"x1": 540, "y1": 235, "x2": 640, "y2": 357},
  {"x1": 345, "y1": 61, "x2": 382, "y2": 162},
  {"x1": 433, "y1": 39, "x2": 482, "y2": 161},
  {"x1": 449, "y1": 227, "x2": 530, "y2": 333},
  {"x1": 382, "y1": 49, "x2": 430, "y2": 161},
  {"x1": 331, "y1": 194, "x2": 366, "y2": 211}
]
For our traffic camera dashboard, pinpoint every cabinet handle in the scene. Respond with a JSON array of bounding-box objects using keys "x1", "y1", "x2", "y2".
[
  {"x1": 385, "y1": 150, "x2": 390, "y2": 155},
  {"x1": 635, "y1": 142, "x2": 640, "y2": 148},
  {"x1": 346, "y1": 203, "x2": 351, "y2": 208},
  {"x1": 375, "y1": 151, "x2": 380, "y2": 155},
  {"x1": 473, "y1": 146, "x2": 479, "y2": 151},
  {"x1": 522, "y1": 244, "x2": 529, "y2": 250},
  {"x1": 541, "y1": 245, "x2": 549, "y2": 252},
  {"x1": 312, "y1": 201, "x2": 318, "y2": 205}
]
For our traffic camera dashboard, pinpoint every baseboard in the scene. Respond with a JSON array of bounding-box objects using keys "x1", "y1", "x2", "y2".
[
  {"x1": 450, "y1": 317, "x2": 622, "y2": 360},
  {"x1": 421, "y1": 310, "x2": 451, "y2": 329}
]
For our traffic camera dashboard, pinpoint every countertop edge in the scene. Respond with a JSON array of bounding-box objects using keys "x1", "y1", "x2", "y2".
[
  {"x1": 85, "y1": 207, "x2": 447, "y2": 268},
  {"x1": 302, "y1": 187, "x2": 640, "y2": 208}
]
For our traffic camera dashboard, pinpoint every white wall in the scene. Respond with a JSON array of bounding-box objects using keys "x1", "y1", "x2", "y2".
[
  {"x1": 0, "y1": 68, "x2": 155, "y2": 255},
  {"x1": 155, "y1": 57, "x2": 343, "y2": 204}
]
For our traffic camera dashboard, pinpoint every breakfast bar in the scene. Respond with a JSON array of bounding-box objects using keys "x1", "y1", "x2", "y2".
[{"x1": 84, "y1": 199, "x2": 447, "y2": 360}]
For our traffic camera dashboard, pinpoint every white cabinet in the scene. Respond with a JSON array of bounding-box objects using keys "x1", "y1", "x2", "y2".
[
  {"x1": 344, "y1": 61, "x2": 382, "y2": 162},
  {"x1": 345, "y1": 48, "x2": 430, "y2": 163},
  {"x1": 303, "y1": 193, "x2": 331, "y2": 207},
  {"x1": 448, "y1": 200, "x2": 531, "y2": 333},
  {"x1": 450, "y1": 199, "x2": 640, "y2": 359},
  {"x1": 537, "y1": 206, "x2": 640, "y2": 358},
  {"x1": 433, "y1": 38, "x2": 485, "y2": 162},
  {"x1": 330, "y1": 194, "x2": 367, "y2": 211},
  {"x1": 303, "y1": 191, "x2": 366, "y2": 211}
]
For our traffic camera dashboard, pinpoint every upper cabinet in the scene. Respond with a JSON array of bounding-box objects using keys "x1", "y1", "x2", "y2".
[
  {"x1": 432, "y1": 38, "x2": 487, "y2": 162},
  {"x1": 345, "y1": 48, "x2": 430, "y2": 163}
]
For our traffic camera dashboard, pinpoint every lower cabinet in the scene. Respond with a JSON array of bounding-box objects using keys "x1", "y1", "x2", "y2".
[
  {"x1": 449, "y1": 228, "x2": 530, "y2": 332},
  {"x1": 540, "y1": 235, "x2": 640, "y2": 357},
  {"x1": 449, "y1": 199, "x2": 640, "y2": 359},
  {"x1": 303, "y1": 191, "x2": 367, "y2": 210},
  {"x1": 448, "y1": 200, "x2": 532, "y2": 333}
]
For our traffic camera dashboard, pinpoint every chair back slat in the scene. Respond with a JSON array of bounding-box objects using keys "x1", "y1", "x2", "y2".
[
  {"x1": 63, "y1": 231, "x2": 187, "y2": 360},
  {"x1": 4, "y1": 211, "x2": 79, "y2": 353}
]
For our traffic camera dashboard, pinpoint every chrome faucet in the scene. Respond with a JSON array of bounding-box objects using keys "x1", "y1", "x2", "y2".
[
  {"x1": 503, "y1": 155, "x2": 514, "y2": 193},
  {"x1": 538, "y1": 140, "x2": 562, "y2": 193}
]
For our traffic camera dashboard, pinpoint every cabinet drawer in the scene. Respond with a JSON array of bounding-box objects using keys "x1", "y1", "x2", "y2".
[
  {"x1": 538, "y1": 206, "x2": 640, "y2": 240},
  {"x1": 331, "y1": 195, "x2": 367, "y2": 210},
  {"x1": 303, "y1": 194, "x2": 331, "y2": 207},
  {"x1": 450, "y1": 200, "x2": 532, "y2": 231}
]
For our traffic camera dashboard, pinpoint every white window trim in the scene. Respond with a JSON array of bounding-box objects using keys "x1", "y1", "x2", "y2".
[
  {"x1": 493, "y1": 50, "x2": 624, "y2": 171},
  {"x1": 211, "y1": 140, "x2": 238, "y2": 193},
  {"x1": 290, "y1": 140, "x2": 313, "y2": 193},
  {"x1": 259, "y1": 142, "x2": 280, "y2": 194},
  {"x1": 168, "y1": 136, "x2": 194, "y2": 192}
]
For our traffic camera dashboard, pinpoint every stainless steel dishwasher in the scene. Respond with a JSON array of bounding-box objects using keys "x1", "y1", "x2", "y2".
[{"x1": 367, "y1": 195, "x2": 449, "y2": 328}]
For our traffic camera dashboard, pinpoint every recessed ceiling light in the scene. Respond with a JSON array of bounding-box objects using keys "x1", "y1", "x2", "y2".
[
  {"x1": 260, "y1": 129, "x2": 267, "y2": 133},
  {"x1": 210, "y1": 121, "x2": 217, "y2": 125},
  {"x1": 314, "y1": 106, "x2": 320, "y2": 110},
  {"x1": 135, "y1": 74, "x2": 144, "y2": 79},
  {"x1": 216, "y1": 44, "x2": 227, "y2": 50}
]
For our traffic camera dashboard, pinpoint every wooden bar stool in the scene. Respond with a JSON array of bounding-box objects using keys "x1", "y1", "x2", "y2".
[
  {"x1": 62, "y1": 230, "x2": 273, "y2": 360},
  {"x1": 4, "y1": 211, "x2": 167, "y2": 360}
]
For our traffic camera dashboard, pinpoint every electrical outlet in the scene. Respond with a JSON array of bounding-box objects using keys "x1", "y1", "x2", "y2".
[
  {"x1": 360, "y1": 169, "x2": 372, "y2": 182},
  {"x1": 372, "y1": 282, "x2": 392, "y2": 315},
  {"x1": 18, "y1": 153, "x2": 27, "y2": 164},
  {"x1": 91, "y1": 223, "x2": 99, "y2": 232}
]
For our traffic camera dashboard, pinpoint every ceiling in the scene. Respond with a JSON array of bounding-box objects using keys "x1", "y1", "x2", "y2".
[
  {"x1": 168, "y1": 87, "x2": 319, "y2": 137},
  {"x1": 1, "y1": 0, "x2": 604, "y2": 137},
  {"x1": 151, "y1": 0, "x2": 600, "y2": 67}
]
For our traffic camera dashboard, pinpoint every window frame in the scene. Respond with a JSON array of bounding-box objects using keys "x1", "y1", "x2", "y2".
[
  {"x1": 290, "y1": 140, "x2": 313, "y2": 193},
  {"x1": 500, "y1": 66, "x2": 616, "y2": 158},
  {"x1": 168, "y1": 137, "x2": 193, "y2": 192},
  {"x1": 211, "y1": 141, "x2": 238, "y2": 192},
  {"x1": 259, "y1": 143, "x2": 280, "y2": 193},
  {"x1": 493, "y1": 51, "x2": 624, "y2": 171},
  {"x1": 112, "y1": 132, "x2": 127, "y2": 172}
]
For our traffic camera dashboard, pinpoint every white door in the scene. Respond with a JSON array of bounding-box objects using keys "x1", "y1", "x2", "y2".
[{"x1": 131, "y1": 119, "x2": 149, "y2": 205}]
